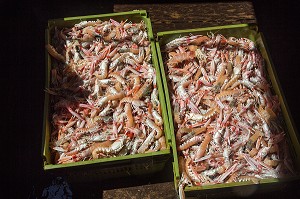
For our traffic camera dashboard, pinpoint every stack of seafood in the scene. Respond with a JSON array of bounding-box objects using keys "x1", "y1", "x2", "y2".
[
  {"x1": 162, "y1": 34, "x2": 295, "y2": 192},
  {"x1": 46, "y1": 19, "x2": 165, "y2": 164}
]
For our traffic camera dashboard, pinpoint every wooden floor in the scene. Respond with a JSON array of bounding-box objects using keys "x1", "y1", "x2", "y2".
[{"x1": 114, "y1": 2, "x2": 256, "y2": 33}]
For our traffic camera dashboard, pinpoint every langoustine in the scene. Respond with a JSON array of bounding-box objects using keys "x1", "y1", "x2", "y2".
[
  {"x1": 46, "y1": 19, "x2": 165, "y2": 164},
  {"x1": 163, "y1": 33, "x2": 296, "y2": 196}
]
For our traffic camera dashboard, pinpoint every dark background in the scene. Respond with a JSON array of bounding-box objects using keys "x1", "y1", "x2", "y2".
[{"x1": 6, "y1": 0, "x2": 300, "y2": 198}]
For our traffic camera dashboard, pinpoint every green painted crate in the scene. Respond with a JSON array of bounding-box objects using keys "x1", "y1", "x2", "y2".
[
  {"x1": 42, "y1": 10, "x2": 172, "y2": 182},
  {"x1": 155, "y1": 24, "x2": 300, "y2": 197}
]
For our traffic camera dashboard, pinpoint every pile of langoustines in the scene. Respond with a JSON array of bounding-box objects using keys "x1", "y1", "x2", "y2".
[
  {"x1": 46, "y1": 19, "x2": 166, "y2": 164},
  {"x1": 163, "y1": 34, "x2": 295, "y2": 191}
]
